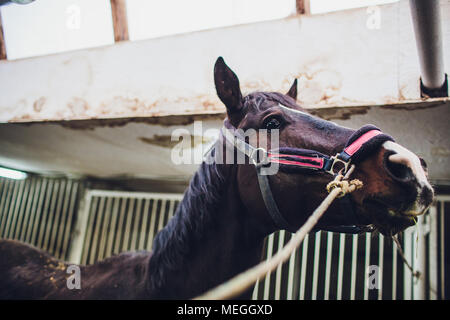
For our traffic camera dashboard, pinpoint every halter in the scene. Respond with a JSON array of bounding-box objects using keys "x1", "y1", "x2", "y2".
[{"x1": 220, "y1": 123, "x2": 394, "y2": 233}]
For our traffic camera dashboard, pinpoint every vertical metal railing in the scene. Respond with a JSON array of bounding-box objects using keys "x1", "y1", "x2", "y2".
[
  {"x1": 67, "y1": 190, "x2": 182, "y2": 265},
  {"x1": 251, "y1": 195, "x2": 447, "y2": 300},
  {"x1": 0, "y1": 176, "x2": 81, "y2": 260},
  {"x1": 0, "y1": 176, "x2": 447, "y2": 299}
]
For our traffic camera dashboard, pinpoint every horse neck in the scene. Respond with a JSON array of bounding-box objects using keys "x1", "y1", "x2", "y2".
[{"x1": 146, "y1": 162, "x2": 267, "y2": 299}]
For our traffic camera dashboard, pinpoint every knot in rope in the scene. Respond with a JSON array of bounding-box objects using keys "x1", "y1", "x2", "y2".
[{"x1": 326, "y1": 175, "x2": 363, "y2": 198}]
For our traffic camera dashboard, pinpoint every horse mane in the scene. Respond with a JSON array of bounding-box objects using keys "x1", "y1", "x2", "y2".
[
  {"x1": 148, "y1": 91, "x2": 294, "y2": 291},
  {"x1": 148, "y1": 156, "x2": 230, "y2": 290}
]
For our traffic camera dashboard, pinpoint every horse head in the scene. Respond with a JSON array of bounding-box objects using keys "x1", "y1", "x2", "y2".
[{"x1": 213, "y1": 57, "x2": 434, "y2": 237}]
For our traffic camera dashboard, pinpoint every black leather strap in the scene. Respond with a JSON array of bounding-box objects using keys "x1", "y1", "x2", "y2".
[{"x1": 256, "y1": 170, "x2": 292, "y2": 231}]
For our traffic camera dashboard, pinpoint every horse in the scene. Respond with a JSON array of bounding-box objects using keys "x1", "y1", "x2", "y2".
[{"x1": 0, "y1": 57, "x2": 434, "y2": 299}]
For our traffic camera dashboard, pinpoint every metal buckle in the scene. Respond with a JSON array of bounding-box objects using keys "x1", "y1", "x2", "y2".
[
  {"x1": 326, "y1": 154, "x2": 350, "y2": 175},
  {"x1": 249, "y1": 147, "x2": 269, "y2": 167}
]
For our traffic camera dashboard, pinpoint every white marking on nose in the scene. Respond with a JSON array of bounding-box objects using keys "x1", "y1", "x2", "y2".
[{"x1": 382, "y1": 141, "x2": 430, "y2": 189}]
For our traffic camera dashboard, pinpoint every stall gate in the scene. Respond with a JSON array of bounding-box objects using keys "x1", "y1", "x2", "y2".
[
  {"x1": 0, "y1": 176, "x2": 448, "y2": 300},
  {"x1": 0, "y1": 176, "x2": 82, "y2": 260}
]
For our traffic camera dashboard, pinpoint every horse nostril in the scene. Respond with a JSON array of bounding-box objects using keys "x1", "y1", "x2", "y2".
[
  {"x1": 385, "y1": 156, "x2": 413, "y2": 182},
  {"x1": 420, "y1": 186, "x2": 434, "y2": 208}
]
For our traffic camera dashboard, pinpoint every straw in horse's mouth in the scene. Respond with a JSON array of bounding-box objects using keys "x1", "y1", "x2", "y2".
[
  {"x1": 388, "y1": 208, "x2": 422, "y2": 217},
  {"x1": 366, "y1": 198, "x2": 416, "y2": 217},
  {"x1": 362, "y1": 198, "x2": 417, "y2": 235}
]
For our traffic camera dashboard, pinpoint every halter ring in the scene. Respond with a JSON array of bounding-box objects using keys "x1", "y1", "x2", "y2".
[
  {"x1": 250, "y1": 147, "x2": 269, "y2": 167},
  {"x1": 326, "y1": 154, "x2": 350, "y2": 176}
]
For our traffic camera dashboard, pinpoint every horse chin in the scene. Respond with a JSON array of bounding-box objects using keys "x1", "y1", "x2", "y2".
[{"x1": 361, "y1": 198, "x2": 417, "y2": 236}]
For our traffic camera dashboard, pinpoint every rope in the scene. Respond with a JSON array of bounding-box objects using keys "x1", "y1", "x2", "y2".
[
  {"x1": 392, "y1": 235, "x2": 421, "y2": 279},
  {"x1": 194, "y1": 165, "x2": 362, "y2": 300}
]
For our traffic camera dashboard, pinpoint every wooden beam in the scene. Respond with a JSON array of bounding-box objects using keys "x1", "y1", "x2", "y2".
[
  {"x1": 0, "y1": 11, "x2": 7, "y2": 60},
  {"x1": 296, "y1": 0, "x2": 310, "y2": 15},
  {"x1": 110, "y1": 0, "x2": 129, "y2": 42}
]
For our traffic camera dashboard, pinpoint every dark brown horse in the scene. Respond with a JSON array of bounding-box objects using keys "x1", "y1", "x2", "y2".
[{"x1": 0, "y1": 57, "x2": 434, "y2": 299}]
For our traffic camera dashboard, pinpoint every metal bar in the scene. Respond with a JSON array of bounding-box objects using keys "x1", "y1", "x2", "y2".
[
  {"x1": 0, "y1": 178, "x2": 12, "y2": 235},
  {"x1": 0, "y1": 180, "x2": 15, "y2": 238},
  {"x1": 350, "y1": 234, "x2": 358, "y2": 300},
  {"x1": 252, "y1": 279, "x2": 260, "y2": 300},
  {"x1": 311, "y1": 231, "x2": 321, "y2": 300},
  {"x1": 60, "y1": 180, "x2": 79, "y2": 260},
  {"x1": 439, "y1": 201, "x2": 445, "y2": 299},
  {"x1": 89, "y1": 196, "x2": 106, "y2": 264},
  {"x1": 55, "y1": 179, "x2": 73, "y2": 257},
  {"x1": 80, "y1": 196, "x2": 98, "y2": 265},
  {"x1": 378, "y1": 236, "x2": 384, "y2": 300},
  {"x1": 409, "y1": 0, "x2": 446, "y2": 92},
  {"x1": 156, "y1": 199, "x2": 167, "y2": 233},
  {"x1": 5, "y1": 179, "x2": 25, "y2": 238},
  {"x1": 97, "y1": 197, "x2": 113, "y2": 260},
  {"x1": 286, "y1": 233, "x2": 296, "y2": 300},
  {"x1": 263, "y1": 233, "x2": 275, "y2": 300},
  {"x1": 414, "y1": 215, "x2": 427, "y2": 300},
  {"x1": 364, "y1": 233, "x2": 371, "y2": 300},
  {"x1": 129, "y1": 198, "x2": 142, "y2": 250},
  {"x1": 392, "y1": 236, "x2": 398, "y2": 300},
  {"x1": 66, "y1": 189, "x2": 91, "y2": 264},
  {"x1": 167, "y1": 199, "x2": 176, "y2": 220},
  {"x1": 324, "y1": 232, "x2": 333, "y2": 300},
  {"x1": 47, "y1": 179, "x2": 66, "y2": 254},
  {"x1": 299, "y1": 234, "x2": 309, "y2": 300},
  {"x1": 138, "y1": 199, "x2": 150, "y2": 250},
  {"x1": 40, "y1": 179, "x2": 58, "y2": 250},
  {"x1": 274, "y1": 231, "x2": 285, "y2": 300},
  {"x1": 105, "y1": 197, "x2": 120, "y2": 258},
  {"x1": 12, "y1": 177, "x2": 31, "y2": 239},
  {"x1": 429, "y1": 205, "x2": 438, "y2": 300},
  {"x1": 113, "y1": 198, "x2": 127, "y2": 255},
  {"x1": 121, "y1": 198, "x2": 135, "y2": 251},
  {"x1": 87, "y1": 190, "x2": 182, "y2": 201},
  {"x1": 0, "y1": 178, "x2": 9, "y2": 227},
  {"x1": 29, "y1": 178, "x2": 48, "y2": 245},
  {"x1": 404, "y1": 230, "x2": 413, "y2": 300},
  {"x1": 436, "y1": 195, "x2": 450, "y2": 202},
  {"x1": 337, "y1": 233, "x2": 345, "y2": 300},
  {"x1": 146, "y1": 199, "x2": 159, "y2": 249},
  {"x1": 18, "y1": 177, "x2": 37, "y2": 241},
  {"x1": 53, "y1": 180, "x2": 72, "y2": 259}
]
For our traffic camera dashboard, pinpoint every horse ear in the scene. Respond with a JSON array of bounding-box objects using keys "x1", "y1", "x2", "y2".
[
  {"x1": 214, "y1": 57, "x2": 243, "y2": 116},
  {"x1": 286, "y1": 79, "x2": 298, "y2": 100}
]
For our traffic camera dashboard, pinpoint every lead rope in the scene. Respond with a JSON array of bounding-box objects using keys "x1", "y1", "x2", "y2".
[
  {"x1": 194, "y1": 165, "x2": 362, "y2": 300},
  {"x1": 392, "y1": 235, "x2": 421, "y2": 279}
]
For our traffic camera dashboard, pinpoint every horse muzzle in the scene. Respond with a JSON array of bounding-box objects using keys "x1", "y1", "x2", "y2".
[{"x1": 382, "y1": 141, "x2": 435, "y2": 217}]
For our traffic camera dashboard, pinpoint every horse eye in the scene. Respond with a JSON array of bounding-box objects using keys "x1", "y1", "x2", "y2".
[{"x1": 264, "y1": 117, "x2": 282, "y2": 130}]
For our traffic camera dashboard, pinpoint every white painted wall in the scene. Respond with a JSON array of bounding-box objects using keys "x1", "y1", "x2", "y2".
[{"x1": 0, "y1": 1, "x2": 448, "y2": 123}]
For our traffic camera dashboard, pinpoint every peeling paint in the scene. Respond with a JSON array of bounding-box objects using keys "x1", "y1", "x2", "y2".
[
  {"x1": 55, "y1": 113, "x2": 225, "y2": 130},
  {"x1": 67, "y1": 97, "x2": 89, "y2": 116},
  {"x1": 6, "y1": 98, "x2": 449, "y2": 128},
  {"x1": 33, "y1": 97, "x2": 46, "y2": 113},
  {"x1": 309, "y1": 105, "x2": 370, "y2": 120},
  {"x1": 139, "y1": 134, "x2": 214, "y2": 149}
]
